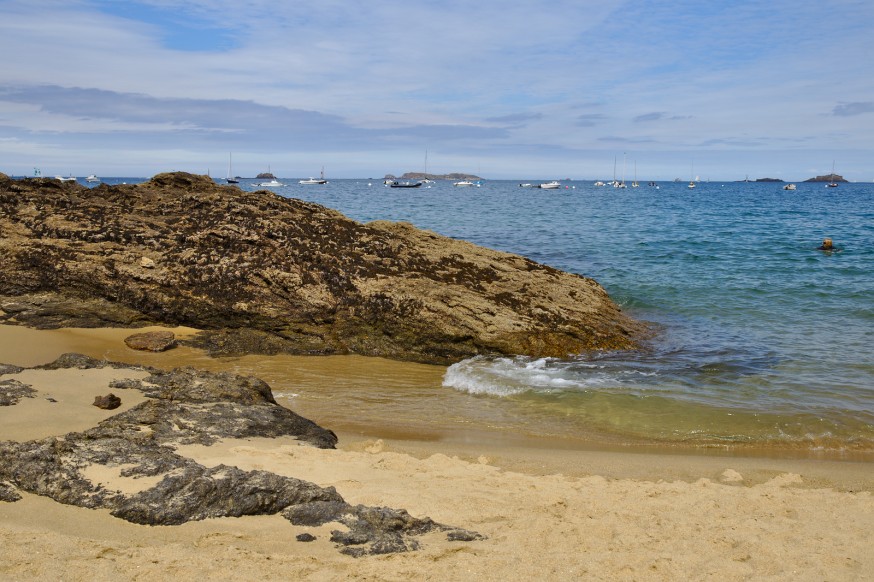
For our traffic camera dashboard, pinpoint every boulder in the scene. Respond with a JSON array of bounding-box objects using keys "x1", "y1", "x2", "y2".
[
  {"x1": 124, "y1": 330, "x2": 177, "y2": 352},
  {"x1": 92, "y1": 393, "x2": 121, "y2": 409}
]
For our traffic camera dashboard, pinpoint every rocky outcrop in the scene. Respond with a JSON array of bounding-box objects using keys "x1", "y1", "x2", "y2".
[
  {"x1": 0, "y1": 378, "x2": 35, "y2": 406},
  {"x1": 0, "y1": 172, "x2": 643, "y2": 364},
  {"x1": 0, "y1": 355, "x2": 481, "y2": 555}
]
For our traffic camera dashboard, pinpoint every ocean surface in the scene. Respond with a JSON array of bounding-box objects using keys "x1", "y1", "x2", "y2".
[{"x1": 87, "y1": 176, "x2": 873, "y2": 458}]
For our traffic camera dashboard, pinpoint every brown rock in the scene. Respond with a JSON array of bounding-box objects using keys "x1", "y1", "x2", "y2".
[
  {"x1": 124, "y1": 331, "x2": 177, "y2": 352},
  {"x1": 0, "y1": 172, "x2": 645, "y2": 364},
  {"x1": 93, "y1": 393, "x2": 121, "y2": 409}
]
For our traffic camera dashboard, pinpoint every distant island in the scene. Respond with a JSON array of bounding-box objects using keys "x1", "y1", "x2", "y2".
[
  {"x1": 255, "y1": 172, "x2": 276, "y2": 179},
  {"x1": 755, "y1": 178, "x2": 784, "y2": 183},
  {"x1": 386, "y1": 172, "x2": 483, "y2": 181},
  {"x1": 804, "y1": 174, "x2": 848, "y2": 183}
]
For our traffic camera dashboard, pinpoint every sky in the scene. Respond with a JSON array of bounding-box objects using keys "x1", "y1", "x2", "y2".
[{"x1": 1, "y1": 0, "x2": 873, "y2": 181}]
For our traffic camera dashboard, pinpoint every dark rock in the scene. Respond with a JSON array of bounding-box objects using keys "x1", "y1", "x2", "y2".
[
  {"x1": 124, "y1": 330, "x2": 177, "y2": 352},
  {"x1": 283, "y1": 501, "x2": 485, "y2": 557},
  {"x1": 0, "y1": 378, "x2": 37, "y2": 406},
  {"x1": 0, "y1": 171, "x2": 644, "y2": 364},
  {"x1": 0, "y1": 356, "x2": 478, "y2": 554},
  {"x1": 0, "y1": 481, "x2": 21, "y2": 502},
  {"x1": 93, "y1": 393, "x2": 122, "y2": 409},
  {"x1": 0, "y1": 364, "x2": 25, "y2": 375},
  {"x1": 112, "y1": 466, "x2": 344, "y2": 525},
  {"x1": 296, "y1": 533, "x2": 317, "y2": 542}
]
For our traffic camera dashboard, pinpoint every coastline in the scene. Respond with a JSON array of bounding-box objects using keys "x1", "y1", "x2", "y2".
[{"x1": 1, "y1": 324, "x2": 873, "y2": 580}]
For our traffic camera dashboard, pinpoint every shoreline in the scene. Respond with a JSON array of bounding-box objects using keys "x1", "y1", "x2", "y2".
[
  {"x1": 1, "y1": 323, "x2": 872, "y2": 472},
  {"x1": 2, "y1": 323, "x2": 873, "y2": 579}
]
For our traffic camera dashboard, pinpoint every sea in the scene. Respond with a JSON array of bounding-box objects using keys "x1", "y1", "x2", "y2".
[{"x1": 83, "y1": 176, "x2": 873, "y2": 459}]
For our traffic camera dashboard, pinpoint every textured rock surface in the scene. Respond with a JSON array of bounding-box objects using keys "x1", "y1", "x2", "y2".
[
  {"x1": 0, "y1": 355, "x2": 482, "y2": 554},
  {"x1": 0, "y1": 172, "x2": 643, "y2": 364},
  {"x1": 124, "y1": 330, "x2": 177, "y2": 351}
]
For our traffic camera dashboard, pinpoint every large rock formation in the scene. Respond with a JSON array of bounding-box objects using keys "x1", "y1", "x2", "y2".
[{"x1": 0, "y1": 172, "x2": 643, "y2": 364}]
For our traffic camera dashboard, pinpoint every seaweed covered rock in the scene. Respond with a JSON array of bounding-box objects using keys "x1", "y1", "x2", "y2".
[{"x1": 0, "y1": 172, "x2": 643, "y2": 364}]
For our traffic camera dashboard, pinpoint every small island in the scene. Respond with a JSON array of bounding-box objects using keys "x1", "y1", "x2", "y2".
[
  {"x1": 385, "y1": 172, "x2": 483, "y2": 181},
  {"x1": 804, "y1": 173, "x2": 848, "y2": 183},
  {"x1": 255, "y1": 171, "x2": 276, "y2": 179}
]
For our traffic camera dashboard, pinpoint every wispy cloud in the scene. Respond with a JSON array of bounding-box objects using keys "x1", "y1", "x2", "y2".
[
  {"x1": 633, "y1": 112, "x2": 666, "y2": 123},
  {"x1": 576, "y1": 114, "x2": 607, "y2": 127},
  {"x1": 833, "y1": 102, "x2": 874, "y2": 116}
]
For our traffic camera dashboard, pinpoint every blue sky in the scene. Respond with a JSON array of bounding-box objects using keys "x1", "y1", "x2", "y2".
[{"x1": 1, "y1": 0, "x2": 873, "y2": 180}]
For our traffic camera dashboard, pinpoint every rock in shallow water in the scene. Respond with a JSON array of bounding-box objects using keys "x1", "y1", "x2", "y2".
[{"x1": 124, "y1": 330, "x2": 177, "y2": 352}]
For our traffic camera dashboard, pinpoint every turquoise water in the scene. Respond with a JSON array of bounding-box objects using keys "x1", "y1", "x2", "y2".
[{"x1": 96, "y1": 177, "x2": 874, "y2": 454}]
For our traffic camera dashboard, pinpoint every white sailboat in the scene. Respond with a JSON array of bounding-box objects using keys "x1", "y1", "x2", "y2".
[
  {"x1": 226, "y1": 153, "x2": 239, "y2": 184},
  {"x1": 632, "y1": 161, "x2": 639, "y2": 187},
  {"x1": 826, "y1": 161, "x2": 839, "y2": 188},
  {"x1": 688, "y1": 162, "x2": 696, "y2": 189}
]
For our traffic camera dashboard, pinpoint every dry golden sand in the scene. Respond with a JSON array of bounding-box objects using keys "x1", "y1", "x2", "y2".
[{"x1": 1, "y1": 324, "x2": 872, "y2": 581}]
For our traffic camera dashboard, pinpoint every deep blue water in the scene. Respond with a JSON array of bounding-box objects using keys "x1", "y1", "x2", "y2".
[{"x1": 91, "y1": 176, "x2": 874, "y2": 454}]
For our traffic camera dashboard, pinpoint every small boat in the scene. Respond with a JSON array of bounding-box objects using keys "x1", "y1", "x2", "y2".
[
  {"x1": 783, "y1": 183, "x2": 797, "y2": 191},
  {"x1": 519, "y1": 183, "x2": 534, "y2": 188},
  {"x1": 826, "y1": 161, "x2": 839, "y2": 188},
  {"x1": 453, "y1": 180, "x2": 476, "y2": 187},
  {"x1": 255, "y1": 179, "x2": 284, "y2": 187},
  {"x1": 688, "y1": 181, "x2": 696, "y2": 189},
  {"x1": 85, "y1": 175, "x2": 100, "y2": 183},
  {"x1": 300, "y1": 167, "x2": 328, "y2": 185},
  {"x1": 55, "y1": 174, "x2": 76, "y2": 182},
  {"x1": 538, "y1": 181, "x2": 561, "y2": 189},
  {"x1": 594, "y1": 181, "x2": 606, "y2": 187},
  {"x1": 226, "y1": 153, "x2": 239, "y2": 184},
  {"x1": 388, "y1": 180, "x2": 422, "y2": 188}
]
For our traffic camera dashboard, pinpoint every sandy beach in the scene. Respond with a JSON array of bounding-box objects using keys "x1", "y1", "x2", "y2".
[{"x1": 1, "y1": 324, "x2": 872, "y2": 581}]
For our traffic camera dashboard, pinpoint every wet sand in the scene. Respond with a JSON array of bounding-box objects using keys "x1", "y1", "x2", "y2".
[{"x1": 1, "y1": 324, "x2": 872, "y2": 580}]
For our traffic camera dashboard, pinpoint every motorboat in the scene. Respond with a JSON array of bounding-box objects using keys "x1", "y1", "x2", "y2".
[
  {"x1": 85, "y1": 175, "x2": 100, "y2": 182},
  {"x1": 519, "y1": 183, "x2": 534, "y2": 187},
  {"x1": 55, "y1": 175, "x2": 77, "y2": 182},
  {"x1": 255, "y1": 179, "x2": 284, "y2": 187},
  {"x1": 453, "y1": 180, "x2": 477, "y2": 187},
  {"x1": 594, "y1": 181, "x2": 606, "y2": 187},
  {"x1": 539, "y1": 181, "x2": 561, "y2": 189},
  {"x1": 783, "y1": 183, "x2": 797, "y2": 191},
  {"x1": 388, "y1": 180, "x2": 422, "y2": 188},
  {"x1": 300, "y1": 167, "x2": 328, "y2": 184}
]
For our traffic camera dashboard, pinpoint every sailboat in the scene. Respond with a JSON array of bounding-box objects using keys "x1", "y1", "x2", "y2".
[
  {"x1": 632, "y1": 161, "x2": 639, "y2": 187},
  {"x1": 300, "y1": 167, "x2": 328, "y2": 184},
  {"x1": 421, "y1": 150, "x2": 434, "y2": 184},
  {"x1": 688, "y1": 162, "x2": 696, "y2": 189},
  {"x1": 826, "y1": 161, "x2": 839, "y2": 188},
  {"x1": 226, "y1": 153, "x2": 239, "y2": 184}
]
